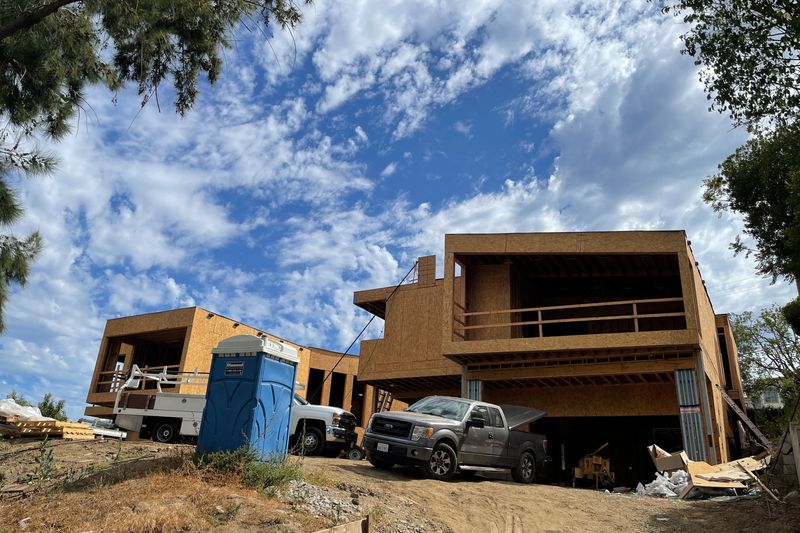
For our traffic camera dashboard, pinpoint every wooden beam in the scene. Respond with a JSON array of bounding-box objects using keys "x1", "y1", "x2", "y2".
[{"x1": 473, "y1": 358, "x2": 695, "y2": 382}]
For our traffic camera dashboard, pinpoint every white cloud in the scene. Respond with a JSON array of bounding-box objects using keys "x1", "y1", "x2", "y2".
[
  {"x1": 380, "y1": 162, "x2": 398, "y2": 177},
  {"x1": 453, "y1": 121, "x2": 473, "y2": 137}
]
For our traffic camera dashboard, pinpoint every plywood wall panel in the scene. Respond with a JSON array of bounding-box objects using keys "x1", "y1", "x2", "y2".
[{"x1": 484, "y1": 382, "x2": 679, "y2": 417}]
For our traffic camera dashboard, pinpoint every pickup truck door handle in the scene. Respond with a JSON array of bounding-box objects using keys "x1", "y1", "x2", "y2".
[{"x1": 488, "y1": 433, "x2": 494, "y2": 439}]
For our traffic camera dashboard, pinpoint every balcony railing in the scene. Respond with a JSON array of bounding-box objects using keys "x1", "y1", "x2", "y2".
[{"x1": 453, "y1": 297, "x2": 686, "y2": 340}]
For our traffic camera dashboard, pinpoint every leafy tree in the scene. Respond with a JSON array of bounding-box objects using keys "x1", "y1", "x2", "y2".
[
  {"x1": 38, "y1": 392, "x2": 67, "y2": 421},
  {"x1": 5, "y1": 389, "x2": 31, "y2": 406},
  {"x1": 704, "y1": 121, "x2": 800, "y2": 285},
  {"x1": 731, "y1": 307, "x2": 800, "y2": 435},
  {"x1": 730, "y1": 306, "x2": 800, "y2": 391},
  {"x1": 0, "y1": 0, "x2": 310, "y2": 331},
  {"x1": 663, "y1": 1, "x2": 800, "y2": 128}
]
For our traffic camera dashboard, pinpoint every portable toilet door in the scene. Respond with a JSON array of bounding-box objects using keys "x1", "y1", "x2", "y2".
[{"x1": 196, "y1": 334, "x2": 299, "y2": 460}]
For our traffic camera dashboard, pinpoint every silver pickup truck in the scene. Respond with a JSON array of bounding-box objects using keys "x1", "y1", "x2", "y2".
[{"x1": 363, "y1": 396, "x2": 550, "y2": 482}]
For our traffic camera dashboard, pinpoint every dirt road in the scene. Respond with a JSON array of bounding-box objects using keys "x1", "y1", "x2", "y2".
[
  {"x1": 0, "y1": 439, "x2": 797, "y2": 532},
  {"x1": 302, "y1": 457, "x2": 799, "y2": 533}
]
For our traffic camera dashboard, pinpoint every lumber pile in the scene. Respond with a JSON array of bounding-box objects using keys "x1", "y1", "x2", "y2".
[{"x1": 0, "y1": 416, "x2": 94, "y2": 440}]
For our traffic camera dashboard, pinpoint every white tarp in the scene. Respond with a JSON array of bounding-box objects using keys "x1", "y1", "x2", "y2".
[
  {"x1": 0, "y1": 398, "x2": 53, "y2": 421},
  {"x1": 636, "y1": 470, "x2": 690, "y2": 497}
]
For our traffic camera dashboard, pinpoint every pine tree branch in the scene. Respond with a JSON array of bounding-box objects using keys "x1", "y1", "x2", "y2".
[{"x1": 0, "y1": 0, "x2": 81, "y2": 41}]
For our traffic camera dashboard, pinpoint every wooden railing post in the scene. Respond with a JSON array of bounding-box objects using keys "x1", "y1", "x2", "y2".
[
  {"x1": 538, "y1": 310, "x2": 543, "y2": 338},
  {"x1": 633, "y1": 302, "x2": 639, "y2": 332}
]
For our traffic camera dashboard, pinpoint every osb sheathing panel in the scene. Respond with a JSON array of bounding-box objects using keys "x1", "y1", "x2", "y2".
[
  {"x1": 442, "y1": 329, "x2": 699, "y2": 357},
  {"x1": 88, "y1": 307, "x2": 307, "y2": 402},
  {"x1": 465, "y1": 264, "x2": 512, "y2": 341},
  {"x1": 87, "y1": 308, "x2": 197, "y2": 400},
  {"x1": 716, "y1": 314, "x2": 745, "y2": 397},
  {"x1": 180, "y1": 308, "x2": 306, "y2": 396},
  {"x1": 445, "y1": 231, "x2": 688, "y2": 255},
  {"x1": 685, "y1": 243, "x2": 724, "y2": 385},
  {"x1": 484, "y1": 382, "x2": 680, "y2": 417},
  {"x1": 307, "y1": 347, "x2": 359, "y2": 374},
  {"x1": 357, "y1": 282, "x2": 460, "y2": 381},
  {"x1": 102, "y1": 307, "x2": 197, "y2": 336},
  {"x1": 353, "y1": 286, "x2": 394, "y2": 305}
]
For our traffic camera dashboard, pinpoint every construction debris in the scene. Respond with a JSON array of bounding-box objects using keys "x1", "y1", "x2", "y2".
[
  {"x1": 1, "y1": 399, "x2": 94, "y2": 440},
  {"x1": 636, "y1": 470, "x2": 690, "y2": 498},
  {"x1": 647, "y1": 444, "x2": 688, "y2": 473},
  {"x1": 639, "y1": 444, "x2": 775, "y2": 501},
  {"x1": 0, "y1": 399, "x2": 53, "y2": 422}
]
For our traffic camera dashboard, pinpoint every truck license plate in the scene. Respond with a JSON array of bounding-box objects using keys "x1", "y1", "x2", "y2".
[{"x1": 377, "y1": 442, "x2": 389, "y2": 452}]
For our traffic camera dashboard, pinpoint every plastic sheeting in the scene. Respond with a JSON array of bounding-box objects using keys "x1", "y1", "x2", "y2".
[
  {"x1": 0, "y1": 398, "x2": 53, "y2": 421},
  {"x1": 636, "y1": 470, "x2": 690, "y2": 498}
]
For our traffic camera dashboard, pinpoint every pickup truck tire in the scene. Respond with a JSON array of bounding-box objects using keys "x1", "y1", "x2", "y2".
[
  {"x1": 368, "y1": 454, "x2": 394, "y2": 470},
  {"x1": 424, "y1": 442, "x2": 458, "y2": 481},
  {"x1": 511, "y1": 451, "x2": 536, "y2": 484},
  {"x1": 298, "y1": 426, "x2": 325, "y2": 456},
  {"x1": 152, "y1": 419, "x2": 178, "y2": 444}
]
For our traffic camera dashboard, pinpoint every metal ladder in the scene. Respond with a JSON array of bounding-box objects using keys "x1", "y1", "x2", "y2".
[
  {"x1": 717, "y1": 385, "x2": 772, "y2": 451},
  {"x1": 376, "y1": 389, "x2": 393, "y2": 412}
]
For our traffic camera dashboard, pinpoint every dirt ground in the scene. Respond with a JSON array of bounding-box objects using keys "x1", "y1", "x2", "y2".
[{"x1": 0, "y1": 438, "x2": 798, "y2": 533}]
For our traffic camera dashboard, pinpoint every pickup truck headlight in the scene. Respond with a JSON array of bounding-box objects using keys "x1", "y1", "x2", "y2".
[
  {"x1": 331, "y1": 414, "x2": 342, "y2": 426},
  {"x1": 411, "y1": 426, "x2": 434, "y2": 441}
]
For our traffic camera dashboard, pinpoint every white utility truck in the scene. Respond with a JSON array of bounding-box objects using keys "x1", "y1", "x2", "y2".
[{"x1": 109, "y1": 362, "x2": 358, "y2": 456}]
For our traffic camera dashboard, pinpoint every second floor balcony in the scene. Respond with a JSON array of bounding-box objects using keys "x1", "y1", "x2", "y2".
[
  {"x1": 447, "y1": 251, "x2": 693, "y2": 354},
  {"x1": 454, "y1": 296, "x2": 686, "y2": 341}
]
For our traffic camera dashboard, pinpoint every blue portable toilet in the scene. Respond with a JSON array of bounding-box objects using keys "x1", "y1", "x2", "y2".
[{"x1": 196, "y1": 334, "x2": 299, "y2": 460}]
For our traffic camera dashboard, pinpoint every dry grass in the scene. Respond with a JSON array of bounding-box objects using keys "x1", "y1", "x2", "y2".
[
  {"x1": 0, "y1": 440, "x2": 326, "y2": 533},
  {"x1": 1, "y1": 471, "x2": 307, "y2": 532}
]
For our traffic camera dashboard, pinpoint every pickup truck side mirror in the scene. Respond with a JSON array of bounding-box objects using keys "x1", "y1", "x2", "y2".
[{"x1": 466, "y1": 418, "x2": 485, "y2": 429}]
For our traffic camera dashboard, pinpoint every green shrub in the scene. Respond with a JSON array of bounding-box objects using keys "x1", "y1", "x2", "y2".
[
  {"x1": 202, "y1": 448, "x2": 259, "y2": 474},
  {"x1": 243, "y1": 458, "x2": 303, "y2": 489},
  {"x1": 200, "y1": 448, "x2": 303, "y2": 490}
]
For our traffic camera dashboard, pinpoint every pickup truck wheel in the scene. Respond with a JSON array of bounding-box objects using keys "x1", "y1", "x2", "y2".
[
  {"x1": 152, "y1": 420, "x2": 178, "y2": 444},
  {"x1": 512, "y1": 451, "x2": 536, "y2": 484},
  {"x1": 424, "y1": 443, "x2": 458, "y2": 481},
  {"x1": 299, "y1": 426, "x2": 325, "y2": 456}
]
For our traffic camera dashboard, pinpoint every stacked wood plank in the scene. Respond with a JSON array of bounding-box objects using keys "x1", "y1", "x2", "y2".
[{"x1": 0, "y1": 416, "x2": 94, "y2": 440}]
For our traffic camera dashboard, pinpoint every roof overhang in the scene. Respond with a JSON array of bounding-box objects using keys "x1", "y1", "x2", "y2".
[{"x1": 353, "y1": 286, "x2": 395, "y2": 319}]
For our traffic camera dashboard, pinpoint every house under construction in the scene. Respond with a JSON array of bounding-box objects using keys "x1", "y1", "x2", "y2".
[
  {"x1": 354, "y1": 230, "x2": 750, "y2": 485},
  {"x1": 84, "y1": 307, "x2": 391, "y2": 434}
]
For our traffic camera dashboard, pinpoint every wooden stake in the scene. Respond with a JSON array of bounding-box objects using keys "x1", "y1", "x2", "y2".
[{"x1": 737, "y1": 463, "x2": 781, "y2": 502}]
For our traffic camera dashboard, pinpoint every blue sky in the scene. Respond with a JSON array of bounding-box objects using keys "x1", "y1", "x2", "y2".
[{"x1": 2, "y1": 0, "x2": 794, "y2": 419}]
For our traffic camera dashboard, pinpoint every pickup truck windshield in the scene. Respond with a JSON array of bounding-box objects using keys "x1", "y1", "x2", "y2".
[{"x1": 406, "y1": 397, "x2": 470, "y2": 421}]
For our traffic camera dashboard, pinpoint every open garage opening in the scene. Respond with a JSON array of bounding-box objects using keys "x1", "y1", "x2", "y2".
[{"x1": 535, "y1": 415, "x2": 682, "y2": 488}]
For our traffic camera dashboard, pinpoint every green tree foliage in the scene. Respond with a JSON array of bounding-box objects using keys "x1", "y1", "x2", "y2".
[
  {"x1": 0, "y1": 0, "x2": 309, "y2": 332},
  {"x1": 704, "y1": 122, "x2": 800, "y2": 285},
  {"x1": 38, "y1": 392, "x2": 67, "y2": 421},
  {"x1": 730, "y1": 306, "x2": 800, "y2": 391},
  {"x1": 731, "y1": 306, "x2": 800, "y2": 434},
  {"x1": 5, "y1": 389, "x2": 30, "y2": 406},
  {"x1": 664, "y1": 1, "x2": 800, "y2": 128}
]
